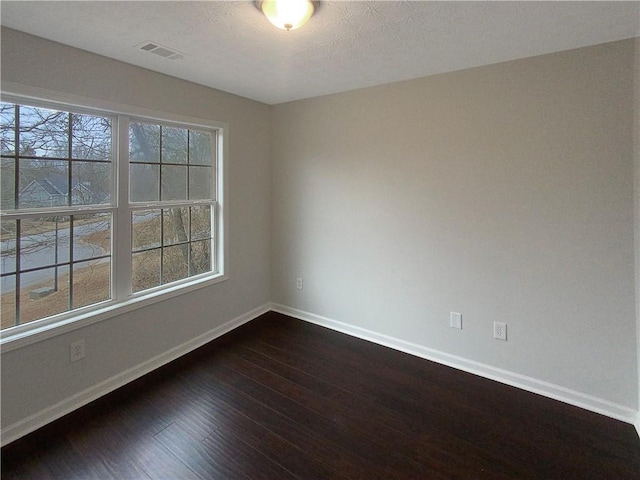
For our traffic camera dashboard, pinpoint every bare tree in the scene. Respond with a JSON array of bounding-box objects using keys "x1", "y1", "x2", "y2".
[
  {"x1": 0, "y1": 103, "x2": 112, "y2": 303},
  {"x1": 130, "y1": 121, "x2": 211, "y2": 278}
]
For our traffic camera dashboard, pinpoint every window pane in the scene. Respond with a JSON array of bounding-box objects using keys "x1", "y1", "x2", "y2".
[
  {"x1": 189, "y1": 239, "x2": 211, "y2": 276},
  {"x1": 132, "y1": 210, "x2": 161, "y2": 251},
  {"x1": 71, "y1": 161, "x2": 111, "y2": 205},
  {"x1": 1, "y1": 219, "x2": 17, "y2": 275},
  {"x1": 73, "y1": 213, "x2": 111, "y2": 261},
  {"x1": 72, "y1": 259, "x2": 110, "y2": 309},
  {"x1": 20, "y1": 265, "x2": 70, "y2": 324},
  {"x1": 190, "y1": 205, "x2": 211, "y2": 241},
  {"x1": 130, "y1": 122, "x2": 160, "y2": 163},
  {"x1": 1, "y1": 102, "x2": 15, "y2": 155},
  {"x1": 1, "y1": 159, "x2": 15, "y2": 210},
  {"x1": 130, "y1": 164, "x2": 159, "y2": 202},
  {"x1": 20, "y1": 106, "x2": 69, "y2": 158},
  {"x1": 162, "y1": 208, "x2": 189, "y2": 246},
  {"x1": 18, "y1": 159, "x2": 69, "y2": 208},
  {"x1": 1, "y1": 275, "x2": 16, "y2": 329},
  {"x1": 162, "y1": 127, "x2": 187, "y2": 164},
  {"x1": 161, "y1": 165, "x2": 187, "y2": 200},
  {"x1": 189, "y1": 166, "x2": 212, "y2": 200},
  {"x1": 162, "y1": 245, "x2": 188, "y2": 284},
  {"x1": 20, "y1": 216, "x2": 70, "y2": 271},
  {"x1": 132, "y1": 249, "x2": 161, "y2": 293},
  {"x1": 71, "y1": 113, "x2": 111, "y2": 161},
  {"x1": 189, "y1": 130, "x2": 212, "y2": 165},
  {"x1": 1, "y1": 212, "x2": 115, "y2": 328}
]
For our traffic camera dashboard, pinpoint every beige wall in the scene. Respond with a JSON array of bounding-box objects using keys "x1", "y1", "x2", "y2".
[
  {"x1": 272, "y1": 40, "x2": 637, "y2": 410},
  {"x1": 1, "y1": 28, "x2": 272, "y2": 431}
]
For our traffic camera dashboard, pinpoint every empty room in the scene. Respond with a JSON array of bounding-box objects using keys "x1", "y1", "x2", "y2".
[{"x1": 1, "y1": 1, "x2": 639, "y2": 478}]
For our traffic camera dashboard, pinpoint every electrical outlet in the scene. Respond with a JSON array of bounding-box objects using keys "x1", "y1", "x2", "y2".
[
  {"x1": 70, "y1": 339, "x2": 85, "y2": 362},
  {"x1": 494, "y1": 322, "x2": 507, "y2": 341},
  {"x1": 296, "y1": 277, "x2": 303, "y2": 290},
  {"x1": 450, "y1": 312, "x2": 462, "y2": 330}
]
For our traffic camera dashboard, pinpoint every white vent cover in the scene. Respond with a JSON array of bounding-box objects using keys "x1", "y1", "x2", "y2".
[{"x1": 137, "y1": 41, "x2": 184, "y2": 60}]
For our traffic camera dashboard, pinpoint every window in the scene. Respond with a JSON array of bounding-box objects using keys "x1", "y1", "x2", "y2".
[
  {"x1": 0, "y1": 97, "x2": 223, "y2": 335},
  {"x1": 128, "y1": 119, "x2": 217, "y2": 293}
]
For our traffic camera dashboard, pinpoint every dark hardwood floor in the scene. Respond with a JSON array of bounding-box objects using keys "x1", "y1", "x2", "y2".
[{"x1": 2, "y1": 311, "x2": 639, "y2": 479}]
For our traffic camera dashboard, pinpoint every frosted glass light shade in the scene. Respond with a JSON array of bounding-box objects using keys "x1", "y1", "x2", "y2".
[{"x1": 259, "y1": 0, "x2": 315, "y2": 31}]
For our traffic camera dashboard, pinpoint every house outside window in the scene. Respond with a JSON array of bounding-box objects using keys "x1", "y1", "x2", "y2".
[
  {"x1": 0, "y1": 96, "x2": 225, "y2": 336},
  {"x1": 19, "y1": 177, "x2": 104, "y2": 208}
]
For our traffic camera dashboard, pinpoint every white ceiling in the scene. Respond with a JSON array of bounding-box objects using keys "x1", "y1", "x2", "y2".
[{"x1": 1, "y1": 1, "x2": 639, "y2": 105}]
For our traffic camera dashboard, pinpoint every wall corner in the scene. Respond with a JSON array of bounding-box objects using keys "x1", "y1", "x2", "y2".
[{"x1": 633, "y1": 36, "x2": 640, "y2": 425}]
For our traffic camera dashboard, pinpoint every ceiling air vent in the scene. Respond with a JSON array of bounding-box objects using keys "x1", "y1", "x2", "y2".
[{"x1": 137, "y1": 42, "x2": 184, "y2": 61}]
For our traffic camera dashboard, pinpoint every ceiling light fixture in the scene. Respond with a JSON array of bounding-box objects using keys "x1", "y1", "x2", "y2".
[{"x1": 257, "y1": 0, "x2": 318, "y2": 31}]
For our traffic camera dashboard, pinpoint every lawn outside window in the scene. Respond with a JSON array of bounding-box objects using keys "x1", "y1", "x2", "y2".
[{"x1": 0, "y1": 94, "x2": 225, "y2": 342}]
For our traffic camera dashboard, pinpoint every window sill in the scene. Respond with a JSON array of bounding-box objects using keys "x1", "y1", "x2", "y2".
[{"x1": 0, "y1": 273, "x2": 228, "y2": 352}]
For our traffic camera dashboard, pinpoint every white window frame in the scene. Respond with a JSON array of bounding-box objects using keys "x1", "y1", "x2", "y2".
[{"x1": 0, "y1": 87, "x2": 228, "y2": 351}]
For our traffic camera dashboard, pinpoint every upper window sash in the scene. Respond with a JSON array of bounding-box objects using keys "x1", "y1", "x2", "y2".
[
  {"x1": 128, "y1": 118, "x2": 216, "y2": 205},
  {"x1": 1, "y1": 100, "x2": 117, "y2": 213}
]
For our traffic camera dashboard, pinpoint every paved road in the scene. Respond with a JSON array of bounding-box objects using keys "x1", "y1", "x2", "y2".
[{"x1": 0, "y1": 221, "x2": 109, "y2": 293}]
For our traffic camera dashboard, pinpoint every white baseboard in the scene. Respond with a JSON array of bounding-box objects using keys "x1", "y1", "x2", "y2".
[
  {"x1": 270, "y1": 303, "x2": 638, "y2": 425},
  {"x1": 1, "y1": 304, "x2": 270, "y2": 447}
]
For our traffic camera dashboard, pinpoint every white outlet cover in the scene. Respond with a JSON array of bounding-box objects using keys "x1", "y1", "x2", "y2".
[
  {"x1": 494, "y1": 322, "x2": 507, "y2": 341},
  {"x1": 70, "y1": 339, "x2": 85, "y2": 362},
  {"x1": 450, "y1": 312, "x2": 462, "y2": 330}
]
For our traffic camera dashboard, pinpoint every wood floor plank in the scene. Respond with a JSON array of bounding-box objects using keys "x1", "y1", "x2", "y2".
[
  {"x1": 1, "y1": 434, "x2": 101, "y2": 480},
  {"x1": 147, "y1": 368, "x2": 350, "y2": 480},
  {"x1": 153, "y1": 421, "x2": 247, "y2": 480},
  {"x1": 65, "y1": 422, "x2": 153, "y2": 480},
  {"x1": 227, "y1": 345, "x2": 528, "y2": 479},
  {"x1": 125, "y1": 436, "x2": 202, "y2": 480},
  {"x1": 192, "y1": 355, "x2": 418, "y2": 480},
  {"x1": 207, "y1": 350, "x2": 493, "y2": 480},
  {"x1": 246, "y1": 346, "x2": 538, "y2": 479},
  {"x1": 203, "y1": 427, "x2": 300, "y2": 480},
  {"x1": 2, "y1": 311, "x2": 639, "y2": 479},
  {"x1": 175, "y1": 377, "x2": 356, "y2": 478},
  {"x1": 241, "y1": 316, "x2": 640, "y2": 477}
]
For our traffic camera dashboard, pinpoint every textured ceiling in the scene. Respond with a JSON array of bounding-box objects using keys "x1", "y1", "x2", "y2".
[{"x1": 1, "y1": 1, "x2": 639, "y2": 105}]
